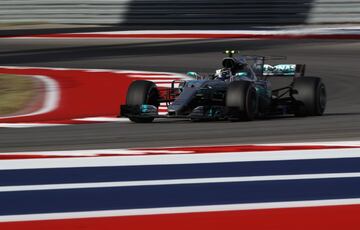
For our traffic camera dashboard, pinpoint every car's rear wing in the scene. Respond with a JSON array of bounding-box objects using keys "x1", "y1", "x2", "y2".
[{"x1": 263, "y1": 64, "x2": 305, "y2": 77}]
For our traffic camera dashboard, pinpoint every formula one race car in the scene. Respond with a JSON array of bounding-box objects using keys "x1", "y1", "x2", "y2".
[{"x1": 120, "y1": 50, "x2": 326, "y2": 123}]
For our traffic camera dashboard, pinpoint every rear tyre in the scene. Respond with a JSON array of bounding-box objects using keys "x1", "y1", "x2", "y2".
[
  {"x1": 292, "y1": 77, "x2": 326, "y2": 116},
  {"x1": 226, "y1": 81, "x2": 258, "y2": 121},
  {"x1": 126, "y1": 80, "x2": 159, "y2": 123}
]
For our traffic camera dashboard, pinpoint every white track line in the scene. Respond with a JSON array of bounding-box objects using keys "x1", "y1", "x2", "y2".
[
  {"x1": 0, "y1": 123, "x2": 67, "y2": 128},
  {"x1": 144, "y1": 140, "x2": 360, "y2": 149},
  {"x1": 1, "y1": 172, "x2": 360, "y2": 192},
  {"x1": 45, "y1": 27, "x2": 360, "y2": 36},
  {"x1": 147, "y1": 80, "x2": 179, "y2": 83},
  {"x1": 260, "y1": 141, "x2": 360, "y2": 147},
  {"x1": 127, "y1": 74, "x2": 187, "y2": 79},
  {"x1": 1, "y1": 198, "x2": 360, "y2": 223},
  {"x1": 0, "y1": 149, "x2": 192, "y2": 157},
  {"x1": 1, "y1": 147, "x2": 360, "y2": 170},
  {"x1": 74, "y1": 117, "x2": 130, "y2": 122},
  {"x1": 155, "y1": 83, "x2": 173, "y2": 87}
]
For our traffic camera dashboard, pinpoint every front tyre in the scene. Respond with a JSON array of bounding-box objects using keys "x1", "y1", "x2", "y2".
[
  {"x1": 226, "y1": 81, "x2": 258, "y2": 121},
  {"x1": 126, "y1": 80, "x2": 159, "y2": 123}
]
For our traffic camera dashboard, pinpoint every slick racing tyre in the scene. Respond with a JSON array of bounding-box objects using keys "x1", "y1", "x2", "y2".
[
  {"x1": 126, "y1": 80, "x2": 159, "y2": 123},
  {"x1": 226, "y1": 81, "x2": 257, "y2": 121},
  {"x1": 292, "y1": 77, "x2": 326, "y2": 116}
]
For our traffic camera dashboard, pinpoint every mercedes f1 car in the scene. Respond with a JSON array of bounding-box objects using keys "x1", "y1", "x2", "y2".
[{"x1": 120, "y1": 50, "x2": 326, "y2": 123}]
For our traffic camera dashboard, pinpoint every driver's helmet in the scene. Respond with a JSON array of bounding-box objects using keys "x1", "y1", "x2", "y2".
[
  {"x1": 186, "y1": 71, "x2": 200, "y2": 79},
  {"x1": 215, "y1": 68, "x2": 232, "y2": 81}
]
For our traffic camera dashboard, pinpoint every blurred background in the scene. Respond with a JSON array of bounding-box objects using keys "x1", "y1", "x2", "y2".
[{"x1": 0, "y1": 0, "x2": 359, "y2": 31}]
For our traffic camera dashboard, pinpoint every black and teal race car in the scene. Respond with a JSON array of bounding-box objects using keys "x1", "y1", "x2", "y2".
[{"x1": 120, "y1": 50, "x2": 326, "y2": 123}]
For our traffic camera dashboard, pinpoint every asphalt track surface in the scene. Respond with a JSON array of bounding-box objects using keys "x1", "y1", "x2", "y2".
[{"x1": 0, "y1": 38, "x2": 359, "y2": 152}]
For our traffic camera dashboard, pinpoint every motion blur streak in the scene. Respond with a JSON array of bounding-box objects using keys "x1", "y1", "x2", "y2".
[{"x1": 9, "y1": 28, "x2": 360, "y2": 39}]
